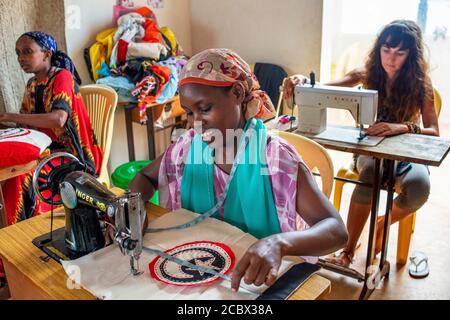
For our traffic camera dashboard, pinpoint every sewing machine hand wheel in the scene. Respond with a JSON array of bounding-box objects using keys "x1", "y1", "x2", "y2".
[{"x1": 32, "y1": 152, "x2": 84, "y2": 205}]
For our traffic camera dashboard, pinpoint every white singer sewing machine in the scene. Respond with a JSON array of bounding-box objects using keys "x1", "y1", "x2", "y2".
[{"x1": 293, "y1": 84, "x2": 384, "y2": 146}]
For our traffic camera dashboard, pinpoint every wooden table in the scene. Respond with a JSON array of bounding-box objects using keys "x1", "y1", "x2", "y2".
[
  {"x1": 288, "y1": 126, "x2": 450, "y2": 299},
  {"x1": 118, "y1": 96, "x2": 184, "y2": 161},
  {"x1": 0, "y1": 203, "x2": 331, "y2": 300},
  {"x1": 0, "y1": 160, "x2": 38, "y2": 228}
]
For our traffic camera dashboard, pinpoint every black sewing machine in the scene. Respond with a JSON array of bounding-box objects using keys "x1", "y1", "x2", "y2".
[{"x1": 31, "y1": 152, "x2": 145, "y2": 275}]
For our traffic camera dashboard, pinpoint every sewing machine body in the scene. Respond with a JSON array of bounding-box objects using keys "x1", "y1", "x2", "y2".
[
  {"x1": 32, "y1": 153, "x2": 145, "y2": 275},
  {"x1": 294, "y1": 84, "x2": 379, "y2": 134}
]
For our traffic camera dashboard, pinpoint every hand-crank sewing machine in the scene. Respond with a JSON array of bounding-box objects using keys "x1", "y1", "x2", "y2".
[{"x1": 31, "y1": 152, "x2": 146, "y2": 275}]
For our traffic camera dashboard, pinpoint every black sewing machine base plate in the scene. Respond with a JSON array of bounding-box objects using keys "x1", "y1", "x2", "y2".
[{"x1": 32, "y1": 227, "x2": 86, "y2": 263}]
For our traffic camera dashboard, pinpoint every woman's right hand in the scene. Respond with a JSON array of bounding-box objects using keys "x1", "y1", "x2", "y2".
[
  {"x1": 230, "y1": 235, "x2": 285, "y2": 291},
  {"x1": 284, "y1": 74, "x2": 309, "y2": 100}
]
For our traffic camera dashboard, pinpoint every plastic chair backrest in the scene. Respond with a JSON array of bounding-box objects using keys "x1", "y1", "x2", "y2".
[
  {"x1": 276, "y1": 77, "x2": 288, "y2": 117},
  {"x1": 80, "y1": 84, "x2": 118, "y2": 187},
  {"x1": 433, "y1": 87, "x2": 442, "y2": 117},
  {"x1": 278, "y1": 131, "x2": 334, "y2": 198}
]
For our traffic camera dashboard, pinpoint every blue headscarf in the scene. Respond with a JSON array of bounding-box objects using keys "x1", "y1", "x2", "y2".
[{"x1": 21, "y1": 31, "x2": 82, "y2": 84}]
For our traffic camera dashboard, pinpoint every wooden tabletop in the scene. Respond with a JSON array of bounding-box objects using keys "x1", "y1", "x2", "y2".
[
  {"x1": 0, "y1": 203, "x2": 330, "y2": 300},
  {"x1": 0, "y1": 160, "x2": 40, "y2": 228},
  {"x1": 309, "y1": 132, "x2": 450, "y2": 166},
  {"x1": 0, "y1": 160, "x2": 38, "y2": 182}
]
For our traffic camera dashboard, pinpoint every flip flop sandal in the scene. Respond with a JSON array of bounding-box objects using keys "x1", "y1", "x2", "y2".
[{"x1": 408, "y1": 251, "x2": 430, "y2": 279}]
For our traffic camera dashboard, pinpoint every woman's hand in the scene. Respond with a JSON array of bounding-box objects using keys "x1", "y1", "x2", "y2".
[
  {"x1": 365, "y1": 122, "x2": 409, "y2": 137},
  {"x1": 230, "y1": 235, "x2": 285, "y2": 291},
  {"x1": 284, "y1": 74, "x2": 309, "y2": 100}
]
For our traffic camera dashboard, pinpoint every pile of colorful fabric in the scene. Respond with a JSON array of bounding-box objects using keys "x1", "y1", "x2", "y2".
[{"x1": 86, "y1": 6, "x2": 188, "y2": 124}]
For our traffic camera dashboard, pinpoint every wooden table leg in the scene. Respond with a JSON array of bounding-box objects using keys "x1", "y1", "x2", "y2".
[
  {"x1": 146, "y1": 107, "x2": 156, "y2": 160},
  {"x1": 379, "y1": 160, "x2": 395, "y2": 270},
  {"x1": 124, "y1": 105, "x2": 136, "y2": 162},
  {"x1": 0, "y1": 186, "x2": 7, "y2": 229},
  {"x1": 359, "y1": 158, "x2": 382, "y2": 300}
]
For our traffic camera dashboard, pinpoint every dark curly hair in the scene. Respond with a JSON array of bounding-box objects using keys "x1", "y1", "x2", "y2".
[{"x1": 364, "y1": 20, "x2": 432, "y2": 123}]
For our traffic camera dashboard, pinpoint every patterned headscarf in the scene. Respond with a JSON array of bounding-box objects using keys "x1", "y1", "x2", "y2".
[
  {"x1": 21, "y1": 31, "x2": 82, "y2": 84},
  {"x1": 179, "y1": 48, "x2": 276, "y2": 121}
]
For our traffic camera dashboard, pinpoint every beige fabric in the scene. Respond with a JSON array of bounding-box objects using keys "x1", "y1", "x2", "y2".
[
  {"x1": 62, "y1": 209, "x2": 304, "y2": 300},
  {"x1": 126, "y1": 42, "x2": 168, "y2": 60}
]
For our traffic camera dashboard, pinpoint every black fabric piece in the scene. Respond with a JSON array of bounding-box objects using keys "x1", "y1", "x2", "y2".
[
  {"x1": 34, "y1": 69, "x2": 63, "y2": 114},
  {"x1": 0, "y1": 277, "x2": 6, "y2": 288},
  {"x1": 254, "y1": 62, "x2": 288, "y2": 108},
  {"x1": 83, "y1": 48, "x2": 94, "y2": 81},
  {"x1": 52, "y1": 51, "x2": 82, "y2": 85},
  {"x1": 19, "y1": 175, "x2": 37, "y2": 221},
  {"x1": 159, "y1": 32, "x2": 173, "y2": 61},
  {"x1": 48, "y1": 141, "x2": 66, "y2": 151},
  {"x1": 123, "y1": 58, "x2": 148, "y2": 83},
  {"x1": 34, "y1": 84, "x2": 46, "y2": 114},
  {"x1": 256, "y1": 262, "x2": 321, "y2": 300}
]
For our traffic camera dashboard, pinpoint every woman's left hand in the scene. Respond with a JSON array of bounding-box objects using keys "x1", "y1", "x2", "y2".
[
  {"x1": 365, "y1": 122, "x2": 408, "y2": 137},
  {"x1": 230, "y1": 235, "x2": 284, "y2": 291}
]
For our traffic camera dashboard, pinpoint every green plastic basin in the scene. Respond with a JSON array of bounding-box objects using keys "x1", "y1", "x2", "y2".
[{"x1": 111, "y1": 160, "x2": 159, "y2": 205}]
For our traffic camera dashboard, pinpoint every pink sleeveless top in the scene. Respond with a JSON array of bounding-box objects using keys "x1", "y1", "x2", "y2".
[{"x1": 158, "y1": 129, "x2": 311, "y2": 233}]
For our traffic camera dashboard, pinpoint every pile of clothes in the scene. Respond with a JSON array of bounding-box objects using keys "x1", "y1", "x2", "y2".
[{"x1": 85, "y1": 6, "x2": 188, "y2": 124}]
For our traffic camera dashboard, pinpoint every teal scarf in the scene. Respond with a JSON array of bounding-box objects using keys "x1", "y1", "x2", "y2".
[{"x1": 180, "y1": 118, "x2": 280, "y2": 239}]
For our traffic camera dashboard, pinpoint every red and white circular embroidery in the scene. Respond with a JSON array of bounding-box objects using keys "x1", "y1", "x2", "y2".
[
  {"x1": 149, "y1": 241, "x2": 235, "y2": 287},
  {"x1": 0, "y1": 128, "x2": 51, "y2": 167},
  {"x1": 0, "y1": 128, "x2": 31, "y2": 140}
]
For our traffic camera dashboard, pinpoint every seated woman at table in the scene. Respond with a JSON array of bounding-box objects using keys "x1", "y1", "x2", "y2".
[
  {"x1": 0, "y1": 32, "x2": 102, "y2": 225},
  {"x1": 129, "y1": 48, "x2": 348, "y2": 291},
  {"x1": 285, "y1": 20, "x2": 440, "y2": 267}
]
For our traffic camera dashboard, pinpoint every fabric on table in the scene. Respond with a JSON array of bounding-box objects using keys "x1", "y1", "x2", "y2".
[{"x1": 61, "y1": 209, "x2": 305, "y2": 300}]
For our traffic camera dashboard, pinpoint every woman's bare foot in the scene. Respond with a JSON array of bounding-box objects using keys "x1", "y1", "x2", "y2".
[{"x1": 325, "y1": 250, "x2": 354, "y2": 267}]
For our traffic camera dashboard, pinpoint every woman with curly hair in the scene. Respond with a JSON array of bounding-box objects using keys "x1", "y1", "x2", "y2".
[{"x1": 286, "y1": 20, "x2": 439, "y2": 267}]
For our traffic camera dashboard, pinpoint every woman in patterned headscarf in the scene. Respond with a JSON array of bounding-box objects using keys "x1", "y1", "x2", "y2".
[
  {"x1": 129, "y1": 48, "x2": 347, "y2": 291},
  {"x1": 0, "y1": 32, "x2": 102, "y2": 225}
]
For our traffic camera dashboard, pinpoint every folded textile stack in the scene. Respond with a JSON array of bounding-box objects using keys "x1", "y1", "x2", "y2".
[{"x1": 87, "y1": 5, "x2": 188, "y2": 124}]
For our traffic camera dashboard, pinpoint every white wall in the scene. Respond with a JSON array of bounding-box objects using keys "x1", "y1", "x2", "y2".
[
  {"x1": 65, "y1": 0, "x2": 192, "y2": 84},
  {"x1": 64, "y1": 0, "x2": 192, "y2": 173},
  {"x1": 189, "y1": 0, "x2": 323, "y2": 77},
  {"x1": 63, "y1": 0, "x2": 324, "y2": 176}
]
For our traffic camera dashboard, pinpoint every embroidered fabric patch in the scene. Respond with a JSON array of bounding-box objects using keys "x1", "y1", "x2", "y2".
[{"x1": 149, "y1": 241, "x2": 235, "y2": 286}]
